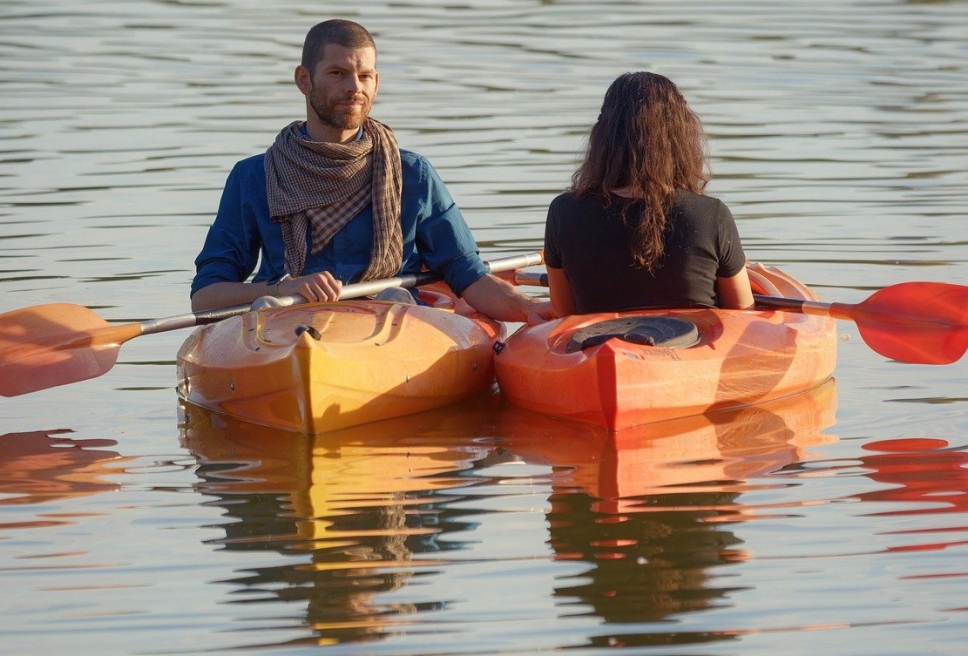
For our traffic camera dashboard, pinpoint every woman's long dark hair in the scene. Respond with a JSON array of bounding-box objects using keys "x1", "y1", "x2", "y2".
[{"x1": 571, "y1": 72, "x2": 710, "y2": 271}]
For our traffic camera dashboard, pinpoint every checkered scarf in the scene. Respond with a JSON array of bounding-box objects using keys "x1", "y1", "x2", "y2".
[{"x1": 264, "y1": 118, "x2": 403, "y2": 280}]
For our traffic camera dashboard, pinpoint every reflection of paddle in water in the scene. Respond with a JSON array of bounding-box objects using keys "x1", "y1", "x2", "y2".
[
  {"x1": 180, "y1": 381, "x2": 837, "y2": 649},
  {"x1": 827, "y1": 437, "x2": 968, "y2": 554},
  {"x1": 0, "y1": 429, "x2": 124, "y2": 510}
]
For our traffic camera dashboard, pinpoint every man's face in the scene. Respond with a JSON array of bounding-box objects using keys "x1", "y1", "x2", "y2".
[{"x1": 307, "y1": 43, "x2": 378, "y2": 132}]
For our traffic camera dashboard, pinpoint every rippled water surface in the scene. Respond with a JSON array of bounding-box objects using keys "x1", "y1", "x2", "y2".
[{"x1": 2, "y1": 1, "x2": 968, "y2": 654}]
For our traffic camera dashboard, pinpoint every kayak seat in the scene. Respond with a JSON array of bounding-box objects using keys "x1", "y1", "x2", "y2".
[{"x1": 567, "y1": 316, "x2": 700, "y2": 353}]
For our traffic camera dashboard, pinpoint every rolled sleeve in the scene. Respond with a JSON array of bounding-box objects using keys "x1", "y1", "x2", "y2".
[
  {"x1": 191, "y1": 157, "x2": 271, "y2": 297},
  {"x1": 438, "y1": 251, "x2": 489, "y2": 296},
  {"x1": 404, "y1": 152, "x2": 487, "y2": 296},
  {"x1": 191, "y1": 227, "x2": 258, "y2": 296}
]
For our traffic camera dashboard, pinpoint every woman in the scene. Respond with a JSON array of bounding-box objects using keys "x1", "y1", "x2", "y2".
[{"x1": 544, "y1": 72, "x2": 754, "y2": 316}]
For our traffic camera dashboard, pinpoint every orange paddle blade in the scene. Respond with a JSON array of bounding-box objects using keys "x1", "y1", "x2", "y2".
[
  {"x1": 757, "y1": 280, "x2": 968, "y2": 365},
  {"x1": 846, "y1": 281, "x2": 968, "y2": 365},
  {"x1": 0, "y1": 304, "x2": 143, "y2": 396}
]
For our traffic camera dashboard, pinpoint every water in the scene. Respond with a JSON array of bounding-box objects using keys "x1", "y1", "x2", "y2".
[{"x1": 2, "y1": 0, "x2": 967, "y2": 653}]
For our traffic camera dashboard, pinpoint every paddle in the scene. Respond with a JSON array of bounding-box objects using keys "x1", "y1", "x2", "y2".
[
  {"x1": 755, "y1": 283, "x2": 968, "y2": 365},
  {"x1": 0, "y1": 252, "x2": 544, "y2": 397},
  {"x1": 508, "y1": 271, "x2": 968, "y2": 365}
]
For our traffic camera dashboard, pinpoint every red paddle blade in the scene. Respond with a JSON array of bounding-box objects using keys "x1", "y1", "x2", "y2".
[
  {"x1": 852, "y1": 282, "x2": 968, "y2": 365},
  {"x1": 0, "y1": 304, "x2": 136, "y2": 396}
]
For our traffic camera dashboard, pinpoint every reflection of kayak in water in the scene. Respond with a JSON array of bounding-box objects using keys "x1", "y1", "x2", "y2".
[
  {"x1": 179, "y1": 379, "x2": 837, "y2": 643},
  {"x1": 179, "y1": 400, "x2": 470, "y2": 640},
  {"x1": 495, "y1": 264, "x2": 838, "y2": 430},
  {"x1": 499, "y1": 378, "x2": 838, "y2": 513},
  {"x1": 179, "y1": 391, "x2": 503, "y2": 631},
  {"x1": 180, "y1": 376, "x2": 837, "y2": 510},
  {"x1": 179, "y1": 393, "x2": 501, "y2": 539}
]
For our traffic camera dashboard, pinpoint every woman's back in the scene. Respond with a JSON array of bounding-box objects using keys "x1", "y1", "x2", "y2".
[
  {"x1": 544, "y1": 190, "x2": 747, "y2": 313},
  {"x1": 544, "y1": 71, "x2": 754, "y2": 316}
]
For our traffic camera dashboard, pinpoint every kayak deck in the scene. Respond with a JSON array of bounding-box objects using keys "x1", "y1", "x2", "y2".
[
  {"x1": 176, "y1": 285, "x2": 504, "y2": 434},
  {"x1": 494, "y1": 264, "x2": 838, "y2": 430}
]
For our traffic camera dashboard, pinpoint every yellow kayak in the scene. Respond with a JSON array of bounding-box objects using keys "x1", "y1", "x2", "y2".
[{"x1": 176, "y1": 284, "x2": 504, "y2": 434}]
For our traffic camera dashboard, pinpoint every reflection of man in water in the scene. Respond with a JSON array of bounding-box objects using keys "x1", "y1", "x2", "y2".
[
  {"x1": 250, "y1": 494, "x2": 415, "y2": 640},
  {"x1": 190, "y1": 452, "x2": 414, "y2": 644},
  {"x1": 183, "y1": 411, "x2": 496, "y2": 647}
]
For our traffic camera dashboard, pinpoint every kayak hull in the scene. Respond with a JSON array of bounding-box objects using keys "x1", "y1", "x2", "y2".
[
  {"x1": 176, "y1": 285, "x2": 504, "y2": 434},
  {"x1": 494, "y1": 264, "x2": 837, "y2": 430}
]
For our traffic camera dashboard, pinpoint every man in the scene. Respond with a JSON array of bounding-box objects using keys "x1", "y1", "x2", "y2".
[{"x1": 190, "y1": 19, "x2": 553, "y2": 325}]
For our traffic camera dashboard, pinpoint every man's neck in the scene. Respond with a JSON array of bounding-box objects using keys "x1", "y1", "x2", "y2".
[{"x1": 303, "y1": 120, "x2": 364, "y2": 144}]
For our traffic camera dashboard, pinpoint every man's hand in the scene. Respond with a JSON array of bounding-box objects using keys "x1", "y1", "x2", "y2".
[
  {"x1": 190, "y1": 271, "x2": 343, "y2": 312},
  {"x1": 281, "y1": 271, "x2": 343, "y2": 303},
  {"x1": 525, "y1": 300, "x2": 557, "y2": 326}
]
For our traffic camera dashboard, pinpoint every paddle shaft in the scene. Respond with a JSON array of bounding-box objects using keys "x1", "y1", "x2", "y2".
[
  {"x1": 753, "y1": 295, "x2": 853, "y2": 320},
  {"x1": 753, "y1": 293, "x2": 967, "y2": 329},
  {"x1": 510, "y1": 270, "x2": 968, "y2": 364},
  {"x1": 513, "y1": 271, "x2": 942, "y2": 324},
  {"x1": 140, "y1": 251, "x2": 545, "y2": 337}
]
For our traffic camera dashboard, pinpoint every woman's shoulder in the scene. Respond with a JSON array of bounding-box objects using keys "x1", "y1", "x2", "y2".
[
  {"x1": 674, "y1": 189, "x2": 726, "y2": 209},
  {"x1": 676, "y1": 189, "x2": 724, "y2": 207},
  {"x1": 549, "y1": 190, "x2": 604, "y2": 212},
  {"x1": 672, "y1": 190, "x2": 733, "y2": 221}
]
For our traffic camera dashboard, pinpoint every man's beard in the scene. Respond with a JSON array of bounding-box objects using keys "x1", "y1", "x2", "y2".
[{"x1": 309, "y1": 87, "x2": 371, "y2": 131}]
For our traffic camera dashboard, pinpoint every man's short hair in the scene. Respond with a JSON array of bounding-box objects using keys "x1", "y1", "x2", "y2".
[{"x1": 302, "y1": 19, "x2": 376, "y2": 73}]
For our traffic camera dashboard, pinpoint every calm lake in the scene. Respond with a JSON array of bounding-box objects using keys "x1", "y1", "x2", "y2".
[{"x1": 2, "y1": 1, "x2": 968, "y2": 654}]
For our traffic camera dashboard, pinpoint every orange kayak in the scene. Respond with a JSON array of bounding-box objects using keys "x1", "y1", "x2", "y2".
[
  {"x1": 494, "y1": 264, "x2": 837, "y2": 430},
  {"x1": 176, "y1": 284, "x2": 504, "y2": 434}
]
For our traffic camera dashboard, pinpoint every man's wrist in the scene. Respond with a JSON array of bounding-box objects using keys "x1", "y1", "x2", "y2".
[{"x1": 269, "y1": 274, "x2": 291, "y2": 297}]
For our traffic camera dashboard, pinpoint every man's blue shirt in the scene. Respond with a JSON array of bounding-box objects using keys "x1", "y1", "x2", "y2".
[{"x1": 191, "y1": 149, "x2": 488, "y2": 297}]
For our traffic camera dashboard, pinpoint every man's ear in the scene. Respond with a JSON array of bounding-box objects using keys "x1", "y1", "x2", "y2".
[{"x1": 294, "y1": 65, "x2": 312, "y2": 95}]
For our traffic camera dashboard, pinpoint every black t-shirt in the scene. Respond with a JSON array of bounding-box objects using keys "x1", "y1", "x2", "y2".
[{"x1": 543, "y1": 190, "x2": 747, "y2": 313}]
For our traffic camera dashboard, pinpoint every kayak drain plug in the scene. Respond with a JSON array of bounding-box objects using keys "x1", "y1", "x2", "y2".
[{"x1": 295, "y1": 325, "x2": 322, "y2": 340}]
